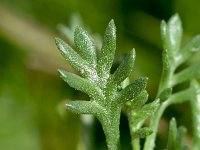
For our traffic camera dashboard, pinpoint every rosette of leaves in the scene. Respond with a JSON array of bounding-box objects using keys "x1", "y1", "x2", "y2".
[
  {"x1": 55, "y1": 20, "x2": 147, "y2": 150},
  {"x1": 144, "y1": 14, "x2": 200, "y2": 150}
]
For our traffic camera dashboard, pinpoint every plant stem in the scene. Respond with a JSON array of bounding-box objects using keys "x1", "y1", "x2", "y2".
[
  {"x1": 144, "y1": 45, "x2": 175, "y2": 150},
  {"x1": 143, "y1": 101, "x2": 169, "y2": 150},
  {"x1": 190, "y1": 81, "x2": 200, "y2": 150},
  {"x1": 127, "y1": 116, "x2": 140, "y2": 150},
  {"x1": 132, "y1": 138, "x2": 140, "y2": 150},
  {"x1": 100, "y1": 106, "x2": 121, "y2": 150}
]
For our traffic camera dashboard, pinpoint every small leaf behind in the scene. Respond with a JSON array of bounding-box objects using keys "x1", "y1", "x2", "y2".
[
  {"x1": 74, "y1": 26, "x2": 96, "y2": 66},
  {"x1": 172, "y1": 62, "x2": 200, "y2": 86},
  {"x1": 110, "y1": 49, "x2": 135, "y2": 87},
  {"x1": 168, "y1": 118, "x2": 177, "y2": 150},
  {"x1": 176, "y1": 35, "x2": 200, "y2": 66},
  {"x1": 132, "y1": 127, "x2": 153, "y2": 139},
  {"x1": 118, "y1": 77, "x2": 148, "y2": 104}
]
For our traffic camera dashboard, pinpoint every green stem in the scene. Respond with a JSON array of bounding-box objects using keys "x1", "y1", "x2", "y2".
[
  {"x1": 190, "y1": 99, "x2": 200, "y2": 150},
  {"x1": 190, "y1": 82, "x2": 200, "y2": 150},
  {"x1": 144, "y1": 47, "x2": 175, "y2": 150},
  {"x1": 132, "y1": 138, "x2": 140, "y2": 150},
  {"x1": 127, "y1": 116, "x2": 140, "y2": 150},
  {"x1": 100, "y1": 107, "x2": 121, "y2": 150},
  {"x1": 143, "y1": 101, "x2": 169, "y2": 150},
  {"x1": 144, "y1": 51, "x2": 173, "y2": 150},
  {"x1": 157, "y1": 50, "x2": 175, "y2": 96}
]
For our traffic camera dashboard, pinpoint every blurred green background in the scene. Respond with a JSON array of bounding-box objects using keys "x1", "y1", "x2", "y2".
[{"x1": 0, "y1": 0, "x2": 200, "y2": 149}]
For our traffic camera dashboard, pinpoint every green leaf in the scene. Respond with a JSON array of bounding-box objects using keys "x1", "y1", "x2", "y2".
[
  {"x1": 132, "y1": 99, "x2": 160, "y2": 124},
  {"x1": 121, "y1": 77, "x2": 130, "y2": 89},
  {"x1": 190, "y1": 80, "x2": 200, "y2": 150},
  {"x1": 172, "y1": 62, "x2": 200, "y2": 86},
  {"x1": 66, "y1": 100, "x2": 103, "y2": 115},
  {"x1": 176, "y1": 127, "x2": 187, "y2": 150},
  {"x1": 57, "y1": 24, "x2": 74, "y2": 44},
  {"x1": 58, "y1": 70, "x2": 104, "y2": 101},
  {"x1": 118, "y1": 77, "x2": 148, "y2": 104},
  {"x1": 55, "y1": 38, "x2": 98, "y2": 81},
  {"x1": 167, "y1": 118, "x2": 187, "y2": 150},
  {"x1": 132, "y1": 127, "x2": 153, "y2": 138},
  {"x1": 168, "y1": 87, "x2": 198, "y2": 105},
  {"x1": 160, "y1": 20, "x2": 168, "y2": 47},
  {"x1": 158, "y1": 49, "x2": 172, "y2": 95},
  {"x1": 168, "y1": 118, "x2": 177, "y2": 150},
  {"x1": 74, "y1": 26, "x2": 96, "y2": 66},
  {"x1": 161, "y1": 14, "x2": 182, "y2": 56},
  {"x1": 126, "y1": 90, "x2": 149, "y2": 110},
  {"x1": 109, "y1": 49, "x2": 135, "y2": 87},
  {"x1": 97, "y1": 19, "x2": 116, "y2": 79},
  {"x1": 168, "y1": 14, "x2": 182, "y2": 53},
  {"x1": 176, "y1": 35, "x2": 200, "y2": 66},
  {"x1": 159, "y1": 88, "x2": 172, "y2": 102}
]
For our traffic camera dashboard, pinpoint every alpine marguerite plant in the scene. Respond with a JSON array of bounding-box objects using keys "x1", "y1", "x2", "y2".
[
  {"x1": 55, "y1": 14, "x2": 200, "y2": 150},
  {"x1": 55, "y1": 20, "x2": 147, "y2": 150}
]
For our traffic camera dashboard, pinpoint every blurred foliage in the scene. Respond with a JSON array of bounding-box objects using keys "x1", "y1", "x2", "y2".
[{"x1": 0, "y1": 0, "x2": 200, "y2": 149}]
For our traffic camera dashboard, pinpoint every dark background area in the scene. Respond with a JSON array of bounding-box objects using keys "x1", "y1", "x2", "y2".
[{"x1": 0, "y1": 0, "x2": 200, "y2": 149}]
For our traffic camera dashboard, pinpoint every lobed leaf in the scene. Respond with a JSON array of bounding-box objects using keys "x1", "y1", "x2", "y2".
[
  {"x1": 118, "y1": 77, "x2": 148, "y2": 104},
  {"x1": 97, "y1": 19, "x2": 116, "y2": 80},
  {"x1": 58, "y1": 69, "x2": 104, "y2": 100},
  {"x1": 55, "y1": 38, "x2": 98, "y2": 81},
  {"x1": 74, "y1": 26, "x2": 96, "y2": 66},
  {"x1": 172, "y1": 62, "x2": 200, "y2": 86}
]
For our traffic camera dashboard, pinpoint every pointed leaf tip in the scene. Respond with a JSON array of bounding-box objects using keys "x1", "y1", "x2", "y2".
[
  {"x1": 106, "y1": 19, "x2": 116, "y2": 36},
  {"x1": 57, "y1": 69, "x2": 66, "y2": 78},
  {"x1": 171, "y1": 13, "x2": 180, "y2": 21},
  {"x1": 130, "y1": 48, "x2": 136, "y2": 59},
  {"x1": 54, "y1": 37, "x2": 69, "y2": 55},
  {"x1": 160, "y1": 20, "x2": 167, "y2": 37},
  {"x1": 55, "y1": 37, "x2": 61, "y2": 47},
  {"x1": 109, "y1": 19, "x2": 115, "y2": 27},
  {"x1": 169, "y1": 14, "x2": 181, "y2": 27}
]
